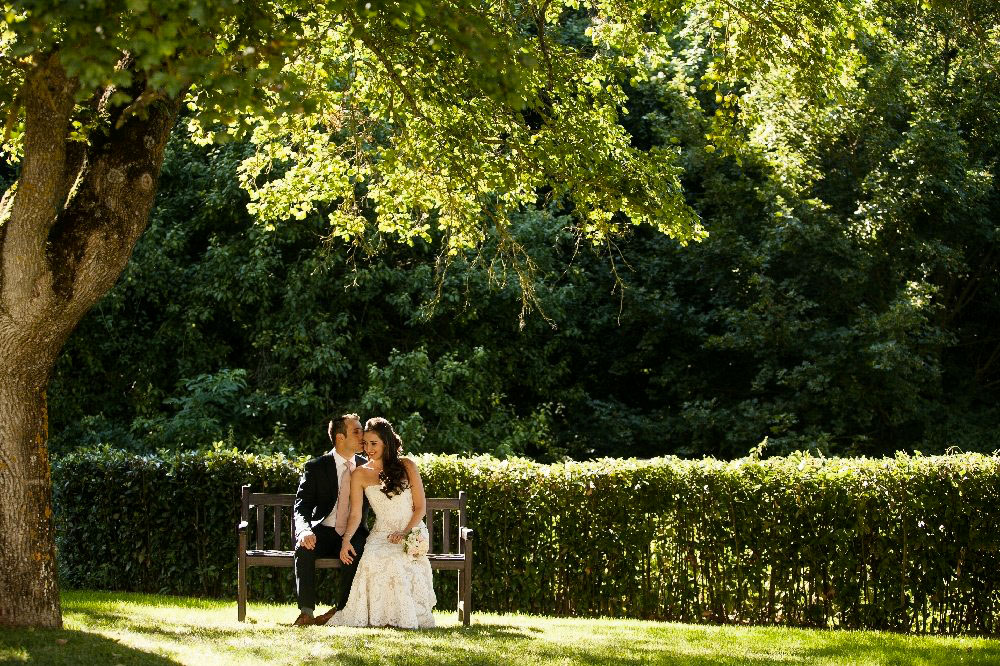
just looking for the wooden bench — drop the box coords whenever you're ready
[237,484,474,625]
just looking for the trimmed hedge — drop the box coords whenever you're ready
[52,449,1000,634]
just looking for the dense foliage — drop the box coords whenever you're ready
[47,0,1000,459]
[8,0,997,633]
[3,0,717,629]
[53,449,1000,634]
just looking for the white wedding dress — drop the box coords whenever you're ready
[325,485,436,628]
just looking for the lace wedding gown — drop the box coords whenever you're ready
[325,486,436,628]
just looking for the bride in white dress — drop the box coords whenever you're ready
[321,417,436,628]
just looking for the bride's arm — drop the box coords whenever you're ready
[339,471,367,564]
[401,458,426,532]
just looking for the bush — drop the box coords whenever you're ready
[52,448,1000,634]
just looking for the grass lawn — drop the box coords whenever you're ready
[0,591,997,665]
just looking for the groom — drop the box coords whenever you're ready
[292,413,370,626]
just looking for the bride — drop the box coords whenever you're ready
[316,417,436,628]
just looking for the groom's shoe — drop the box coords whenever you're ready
[313,608,337,625]
[292,612,315,626]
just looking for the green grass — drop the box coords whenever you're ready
[0,591,997,665]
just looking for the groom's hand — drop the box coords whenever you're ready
[339,543,356,565]
[297,532,316,550]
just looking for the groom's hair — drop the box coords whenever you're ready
[328,413,361,442]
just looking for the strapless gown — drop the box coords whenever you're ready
[325,486,436,628]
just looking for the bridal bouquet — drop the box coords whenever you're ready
[402,526,429,559]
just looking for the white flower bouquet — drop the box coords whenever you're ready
[402,526,429,559]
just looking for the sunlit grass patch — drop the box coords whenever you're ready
[0,590,996,665]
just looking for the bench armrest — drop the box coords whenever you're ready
[460,527,474,542]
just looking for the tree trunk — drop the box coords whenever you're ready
[0,343,63,628]
[0,51,183,627]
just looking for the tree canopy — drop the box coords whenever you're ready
[37,0,1000,461]
[2,0,712,258]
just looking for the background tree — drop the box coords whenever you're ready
[44,0,1000,462]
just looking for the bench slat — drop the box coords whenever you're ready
[273,506,282,550]
[250,493,296,506]
[427,558,468,571]
[247,552,341,568]
[458,492,467,554]
[442,510,451,553]
[255,505,264,551]
[246,550,466,570]
[426,508,435,552]
[252,496,457,510]
[247,549,466,561]
[426,498,460,510]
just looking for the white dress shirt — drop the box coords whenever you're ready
[320,449,352,528]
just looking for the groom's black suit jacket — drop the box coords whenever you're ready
[293,452,371,540]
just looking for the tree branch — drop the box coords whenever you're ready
[46,84,184,320]
[343,9,428,122]
[0,52,77,318]
[534,0,556,92]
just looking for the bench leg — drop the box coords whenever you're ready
[457,570,463,624]
[238,558,247,622]
[461,541,473,626]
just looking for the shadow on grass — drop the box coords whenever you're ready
[803,632,1000,666]
[72,604,542,643]
[55,597,1000,666]
[294,639,803,666]
[0,626,181,666]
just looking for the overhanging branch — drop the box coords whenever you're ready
[343,8,428,122]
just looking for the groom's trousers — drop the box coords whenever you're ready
[294,524,367,612]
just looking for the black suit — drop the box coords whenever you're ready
[293,452,370,612]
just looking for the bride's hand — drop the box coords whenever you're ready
[339,542,356,565]
[387,531,405,544]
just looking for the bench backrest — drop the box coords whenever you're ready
[239,485,468,554]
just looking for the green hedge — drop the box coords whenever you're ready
[52,449,1000,634]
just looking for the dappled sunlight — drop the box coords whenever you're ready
[1,591,996,665]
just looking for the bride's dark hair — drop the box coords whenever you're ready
[365,417,408,497]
